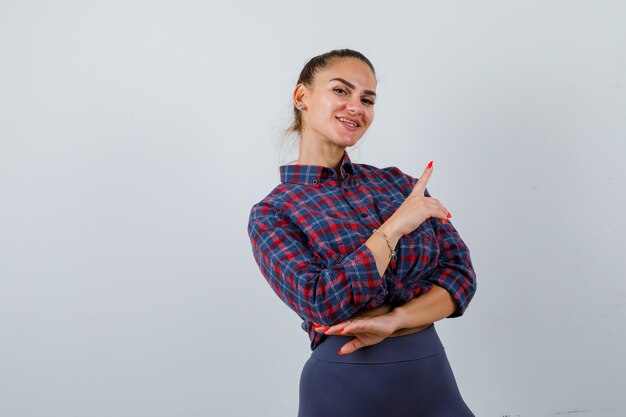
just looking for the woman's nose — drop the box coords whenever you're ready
[346,102,363,115]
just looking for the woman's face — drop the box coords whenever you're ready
[297,58,377,148]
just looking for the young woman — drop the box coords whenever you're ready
[247,49,477,417]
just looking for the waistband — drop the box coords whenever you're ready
[310,323,444,364]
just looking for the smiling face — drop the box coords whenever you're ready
[295,58,377,149]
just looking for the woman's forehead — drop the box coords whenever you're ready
[316,59,377,89]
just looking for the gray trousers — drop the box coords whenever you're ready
[298,323,475,417]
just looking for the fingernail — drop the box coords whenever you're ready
[337,349,343,355]
[447,212,452,218]
[427,161,433,169]
[339,327,345,333]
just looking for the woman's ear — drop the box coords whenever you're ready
[293,83,308,108]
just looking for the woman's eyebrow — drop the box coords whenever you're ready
[329,77,377,97]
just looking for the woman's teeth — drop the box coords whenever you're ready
[338,117,357,127]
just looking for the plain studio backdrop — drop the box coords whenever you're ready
[1,1,625,416]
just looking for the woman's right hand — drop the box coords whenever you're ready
[387,161,452,237]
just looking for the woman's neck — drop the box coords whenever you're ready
[297,137,345,170]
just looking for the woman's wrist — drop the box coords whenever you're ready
[386,308,434,337]
[387,307,407,332]
[377,219,402,245]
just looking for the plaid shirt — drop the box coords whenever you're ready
[247,150,477,350]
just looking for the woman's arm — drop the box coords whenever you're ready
[388,283,456,329]
[318,191,474,353]
[322,213,475,353]
[379,165,477,317]
[319,191,458,351]
[317,283,455,354]
[247,202,400,326]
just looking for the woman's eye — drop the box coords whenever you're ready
[362,99,375,105]
[333,88,347,95]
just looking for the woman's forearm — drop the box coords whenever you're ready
[372,216,461,331]
[365,221,401,278]
[319,284,458,353]
[389,284,457,330]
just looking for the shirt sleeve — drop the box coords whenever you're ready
[425,215,477,317]
[247,202,388,326]
[386,166,477,317]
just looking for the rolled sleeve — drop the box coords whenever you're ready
[247,203,388,326]
[425,216,477,317]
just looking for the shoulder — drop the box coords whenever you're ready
[249,189,282,221]
[248,182,303,225]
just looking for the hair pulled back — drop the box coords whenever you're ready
[285,49,376,136]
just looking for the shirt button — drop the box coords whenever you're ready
[313,179,318,185]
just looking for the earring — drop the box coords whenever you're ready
[297,103,306,111]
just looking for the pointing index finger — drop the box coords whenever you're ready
[412,160,434,196]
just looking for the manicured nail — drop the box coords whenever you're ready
[427,161,433,169]
[447,212,452,218]
[338,349,343,355]
[313,324,321,328]
[339,327,345,333]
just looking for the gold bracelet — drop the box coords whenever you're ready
[372,228,395,260]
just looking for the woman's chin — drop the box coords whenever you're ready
[334,132,363,146]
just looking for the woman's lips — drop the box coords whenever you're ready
[336,117,360,131]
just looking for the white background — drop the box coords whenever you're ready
[1,1,625,416]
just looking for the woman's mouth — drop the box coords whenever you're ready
[336,116,360,131]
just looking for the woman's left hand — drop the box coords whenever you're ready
[313,314,400,355]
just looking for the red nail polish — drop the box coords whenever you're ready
[447,212,452,218]
[338,349,343,355]
[339,327,345,333]
[313,324,321,328]
[427,161,433,169]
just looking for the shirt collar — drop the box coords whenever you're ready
[279,150,355,187]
